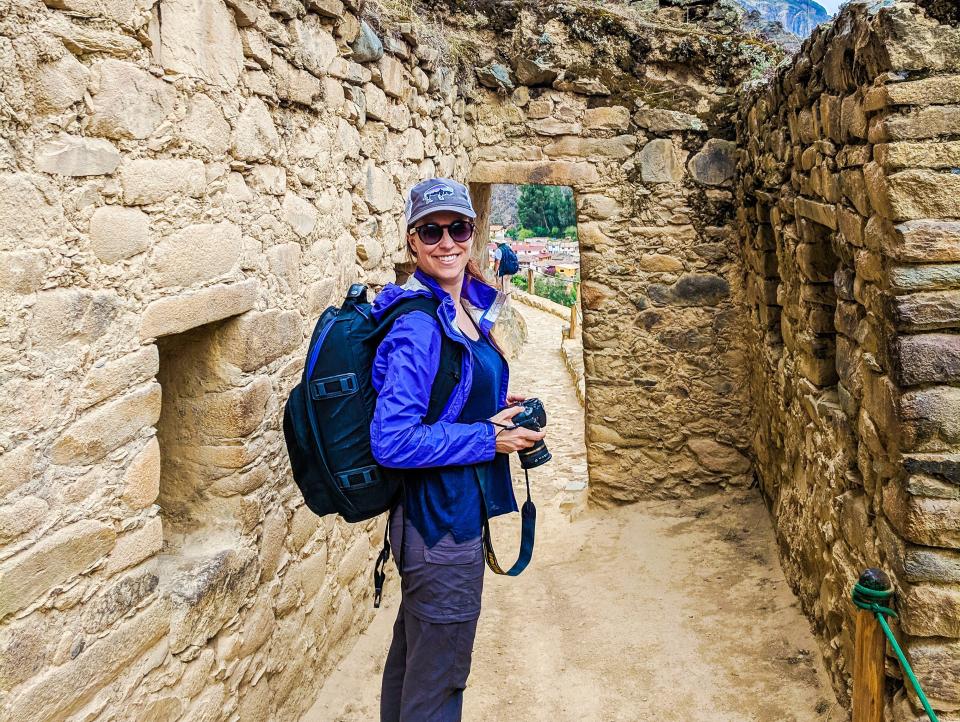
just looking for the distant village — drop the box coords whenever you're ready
[486,225,580,281]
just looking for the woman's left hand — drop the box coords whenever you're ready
[506,392,526,405]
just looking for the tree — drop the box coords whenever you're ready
[516,185,575,237]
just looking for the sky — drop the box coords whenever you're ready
[818,0,843,14]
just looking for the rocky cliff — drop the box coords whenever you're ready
[740,0,830,36]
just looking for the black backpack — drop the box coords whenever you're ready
[282,283,461,524]
[498,243,520,275]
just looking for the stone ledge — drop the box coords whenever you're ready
[140,279,259,340]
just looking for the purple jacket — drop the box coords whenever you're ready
[370,269,509,468]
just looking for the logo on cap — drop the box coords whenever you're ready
[423,185,454,203]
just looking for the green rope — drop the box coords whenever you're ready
[851,582,940,722]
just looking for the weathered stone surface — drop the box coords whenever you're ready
[282,193,318,237]
[884,170,960,221]
[899,385,960,451]
[52,383,161,465]
[553,75,609,95]
[514,58,558,86]
[686,437,750,475]
[794,197,837,230]
[905,639,960,708]
[50,17,141,56]
[0,496,48,543]
[639,139,683,183]
[649,273,730,307]
[893,334,960,386]
[0,520,117,620]
[187,376,271,438]
[79,345,159,410]
[140,279,259,339]
[473,160,600,187]
[36,135,121,177]
[4,600,169,721]
[640,253,684,273]
[901,584,960,637]
[350,20,383,63]
[364,162,396,213]
[121,159,206,205]
[31,288,118,349]
[121,437,161,509]
[528,118,582,137]
[273,55,323,106]
[543,135,635,160]
[168,548,259,653]
[633,108,705,133]
[582,106,630,132]
[688,139,736,186]
[180,94,231,156]
[0,251,46,294]
[160,0,244,88]
[887,220,960,263]
[884,481,960,548]
[0,174,63,242]
[0,445,34,499]
[150,221,242,288]
[87,59,175,140]
[105,516,162,575]
[476,64,513,92]
[249,164,287,195]
[89,205,151,263]
[879,105,960,141]
[876,141,960,170]
[35,54,89,113]
[217,310,301,371]
[866,75,960,110]
[902,546,960,584]
[892,290,960,332]
[232,98,280,161]
[291,16,338,76]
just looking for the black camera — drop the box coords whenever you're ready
[511,398,551,469]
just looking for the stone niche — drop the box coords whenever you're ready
[737,2,960,717]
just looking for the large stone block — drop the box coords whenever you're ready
[884,170,960,221]
[140,279,259,339]
[876,141,960,171]
[794,197,837,230]
[884,481,960,548]
[0,520,117,620]
[105,516,163,575]
[890,263,960,293]
[350,20,383,63]
[281,193,317,238]
[216,309,301,372]
[470,160,599,186]
[35,135,121,176]
[87,59,175,140]
[687,139,736,186]
[149,221,242,288]
[186,376,271,438]
[290,16,337,77]
[121,437,161,509]
[898,385,960,452]
[892,290,960,332]
[168,548,259,653]
[633,108,705,133]
[88,205,151,263]
[0,250,45,294]
[0,444,34,499]
[638,139,683,183]
[273,55,323,106]
[79,345,159,410]
[52,382,161,465]
[686,437,750,475]
[543,135,635,160]
[0,173,63,243]
[878,106,960,142]
[377,55,406,99]
[904,639,960,709]
[160,0,244,89]
[900,583,960,637]
[121,159,206,205]
[648,273,730,307]
[893,334,960,386]
[886,220,960,264]
[180,93,231,156]
[364,162,396,213]
[5,600,169,720]
[583,106,630,132]
[0,496,48,543]
[31,288,118,349]
[35,54,88,113]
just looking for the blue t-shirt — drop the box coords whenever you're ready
[403,330,513,547]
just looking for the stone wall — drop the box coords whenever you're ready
[456,2,772,504]
[0,0,473,717]
[736,3,960,717]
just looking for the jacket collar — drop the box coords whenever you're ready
[410,269,506,334]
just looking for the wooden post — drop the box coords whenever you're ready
[527,267,535,295]
[852,568,890,722]
[568,299,579,339]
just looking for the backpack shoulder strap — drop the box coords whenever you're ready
[376,296,461,425]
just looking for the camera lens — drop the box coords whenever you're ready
[518,439,552,469]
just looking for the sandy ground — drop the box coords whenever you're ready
[302,302,845,722]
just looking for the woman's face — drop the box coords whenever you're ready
[408,210,474,286]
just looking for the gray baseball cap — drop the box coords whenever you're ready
[405,177,477,228]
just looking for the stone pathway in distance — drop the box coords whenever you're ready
[301,302,846,722]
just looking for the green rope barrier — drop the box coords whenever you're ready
[851,582,940,722]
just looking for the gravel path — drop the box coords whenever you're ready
[302,302,844,722]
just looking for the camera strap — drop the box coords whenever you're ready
[477,466,536,576]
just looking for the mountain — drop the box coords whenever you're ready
[739,0,830,37]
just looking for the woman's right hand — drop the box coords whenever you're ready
[488,405,546,455]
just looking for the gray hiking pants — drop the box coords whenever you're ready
[380,506,484,722]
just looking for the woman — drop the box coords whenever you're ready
[370,178,545,721]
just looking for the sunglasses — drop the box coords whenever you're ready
[409,220,475,245]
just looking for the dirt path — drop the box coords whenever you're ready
[302,302,845,722]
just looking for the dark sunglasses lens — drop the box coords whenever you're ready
[418,224,444,244]
[449,221,474,242]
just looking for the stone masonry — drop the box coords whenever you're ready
[1,0,959,718]
[737,3,960,718]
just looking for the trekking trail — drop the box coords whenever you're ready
[302,301,846,722]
